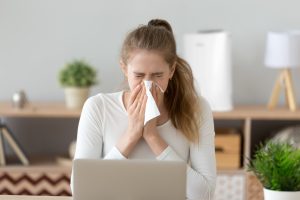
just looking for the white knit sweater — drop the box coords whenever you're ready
[71,91,216,200]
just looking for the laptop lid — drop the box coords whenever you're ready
[73,159,186,200]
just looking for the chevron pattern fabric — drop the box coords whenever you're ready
[0,171,71,196]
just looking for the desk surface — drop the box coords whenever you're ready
[0,196,72,200]
[0,102,81,118]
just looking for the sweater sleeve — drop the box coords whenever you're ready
[70,96,126,193]
[156,97,217,200]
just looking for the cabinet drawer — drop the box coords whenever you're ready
[215,129,241,169]
[215,129,240,153]
[216,153,240,169]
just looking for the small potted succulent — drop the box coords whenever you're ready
[247,141,300,200]
[59,59,97,109]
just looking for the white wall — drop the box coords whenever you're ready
[1,0,300,157]
[1,0,300,104]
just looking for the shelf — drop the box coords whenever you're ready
[0,156,72,172]
[0,102,81,118]
[217,168,245,174]
[213,105,300,120]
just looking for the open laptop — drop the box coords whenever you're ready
[73,159,186,200]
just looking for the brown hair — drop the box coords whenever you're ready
[120,19,201,143]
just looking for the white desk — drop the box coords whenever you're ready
[0,196,72,200]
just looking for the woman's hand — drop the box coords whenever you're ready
[127,83,147,139]
[116,83,147,158]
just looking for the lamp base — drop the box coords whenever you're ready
[268,69,297,111]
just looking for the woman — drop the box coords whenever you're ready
[72,19,216,200]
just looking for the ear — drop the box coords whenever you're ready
[169,62,176,79]
[120,60,128,77]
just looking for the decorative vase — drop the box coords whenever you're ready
[264,188,300,200]
[12,90,28,109]
[64,87,89,109]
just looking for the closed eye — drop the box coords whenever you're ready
[133,72,164,78]
[153,73,164,77]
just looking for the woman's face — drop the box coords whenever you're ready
[121,50,175,92]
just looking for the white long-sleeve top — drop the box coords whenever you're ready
[71,91,216,200]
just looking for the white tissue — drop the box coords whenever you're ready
[144,80,160,125]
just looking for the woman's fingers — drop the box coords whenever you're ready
[128,84,141,106]
[135,85,146,112]
[139,91,148,115]
[129,84,145,113]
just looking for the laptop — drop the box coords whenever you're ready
[73,159,186,200]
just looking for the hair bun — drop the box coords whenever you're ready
[148,19,173,33]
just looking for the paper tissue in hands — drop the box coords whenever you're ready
[144,80,161,125]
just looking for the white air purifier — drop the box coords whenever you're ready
[183,30,233,111]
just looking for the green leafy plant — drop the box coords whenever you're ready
[247,141,300,191]
[59,60,97,87]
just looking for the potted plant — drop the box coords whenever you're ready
[247,141,300,200]
[59,59,97,109]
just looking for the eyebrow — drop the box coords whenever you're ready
[133,72,164,75]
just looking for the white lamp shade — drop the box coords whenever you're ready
[264,31,300,68]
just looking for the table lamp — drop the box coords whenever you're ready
[265,31,300,111]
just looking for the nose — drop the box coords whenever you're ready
[141,78,154,89]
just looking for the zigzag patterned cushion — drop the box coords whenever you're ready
[0,167,71,196]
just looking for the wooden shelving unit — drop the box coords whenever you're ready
[1,102,300,199]
[213,106,300,200]
[213,106,300,165]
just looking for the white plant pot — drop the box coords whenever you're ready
[64,87,90,109]
[264,188,300,200]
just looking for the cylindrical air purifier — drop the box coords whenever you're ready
[183,30,233,111]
